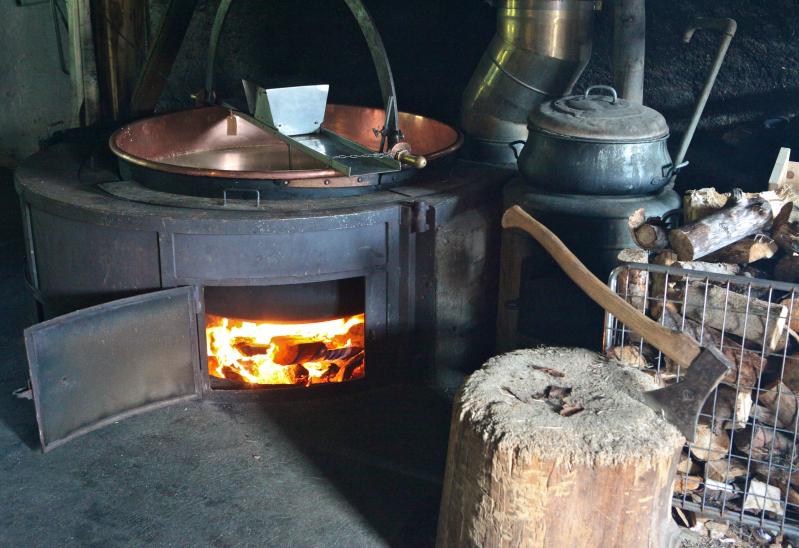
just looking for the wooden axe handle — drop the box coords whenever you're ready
[502,205,702,369]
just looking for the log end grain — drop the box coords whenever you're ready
[669,229,697,261]
[452,347,684,467]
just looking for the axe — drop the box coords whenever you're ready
[502,205,733,442]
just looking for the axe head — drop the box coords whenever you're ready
[642,345,732,442]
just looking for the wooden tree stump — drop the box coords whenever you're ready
[436,347,685,548]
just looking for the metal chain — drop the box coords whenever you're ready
[331,152,395,160]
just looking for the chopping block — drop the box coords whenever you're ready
[436,347,685,548]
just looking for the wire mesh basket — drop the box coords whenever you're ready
[604,262,799,536]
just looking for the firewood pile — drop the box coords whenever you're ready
[607,185,799,534]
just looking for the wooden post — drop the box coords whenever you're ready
[436,347,684,548]
[130,0,199,115]
[93,0,147,120]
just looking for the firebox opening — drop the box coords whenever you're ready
[203,279,366,389]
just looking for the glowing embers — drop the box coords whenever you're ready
[206,313,365,387]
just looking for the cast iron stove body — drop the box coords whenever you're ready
[15,0,510,451]
[16,139,507,451]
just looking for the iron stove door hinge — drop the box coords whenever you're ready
[403,200,434,234]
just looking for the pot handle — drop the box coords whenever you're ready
[509,140,526,161]
[584,85,618,104]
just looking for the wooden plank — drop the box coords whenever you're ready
[769,147,799,191]
[93,0,147,120]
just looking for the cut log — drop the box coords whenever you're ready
[660,308,765,387]
[702,235,778,264]
[673,261,741,275]
[756,384,799,430]
[617,247,650,264]
[705,458,748,483]
[677,452,700,475]
[773,220,799,254]
[776,354,799,396]
[669,198,774,261]
[616,249,649,311]
[743,480,784,516]
[649,250,680,319]
[683,188,730,223]
[628,208,668,251]
[734,424,793,461]
[702,385,752,430]
[775,254,799,283]
[674,475,702,495]
[684,187,788,223]
[689,423,729,462]
[607,345,648,368]
[683,282,789,351]
[436,347,684,548]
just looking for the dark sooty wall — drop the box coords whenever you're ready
[162,0,799,193]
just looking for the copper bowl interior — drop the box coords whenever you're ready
[110,105,462,180]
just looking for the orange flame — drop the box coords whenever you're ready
[206,313,365,386]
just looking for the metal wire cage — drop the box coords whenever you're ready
[604,262,799,536]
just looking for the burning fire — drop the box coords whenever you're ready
[205,313,365,386]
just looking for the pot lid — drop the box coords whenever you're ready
[528,85,669,142]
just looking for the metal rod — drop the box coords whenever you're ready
[672,17,737,180]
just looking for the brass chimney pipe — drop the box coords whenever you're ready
[460,0,598,164]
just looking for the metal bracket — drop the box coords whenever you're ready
[223,188,261,207]
[406,200,432,234]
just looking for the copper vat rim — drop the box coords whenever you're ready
[109,104,463,182]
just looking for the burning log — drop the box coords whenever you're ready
[669,197,774,261]
[341,351,365,382]
[436,348,684,547]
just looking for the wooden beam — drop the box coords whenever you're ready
[130,0,199,115]
[93,0,147,120]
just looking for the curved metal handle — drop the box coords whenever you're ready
[584,85,618,103]
[205,0,402,149]
[672,18,737,182]
[508,140,526,161]
[683,17,737,42]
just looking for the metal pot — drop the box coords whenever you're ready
[514,85,673,195]
[512,17,738,195]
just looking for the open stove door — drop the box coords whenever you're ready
[25,287,203,452]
